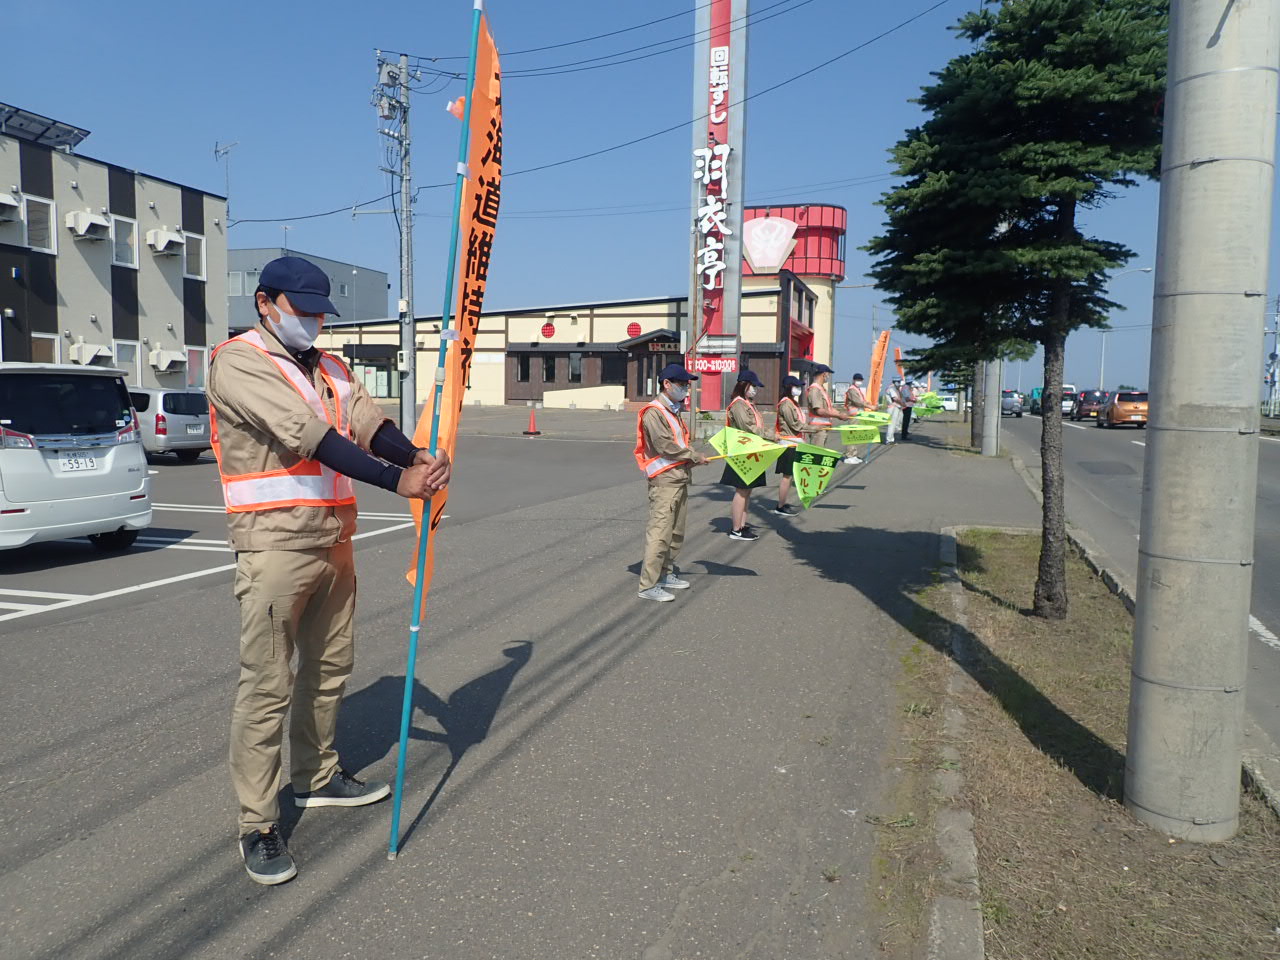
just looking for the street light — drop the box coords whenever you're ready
[1099,267,1153,390]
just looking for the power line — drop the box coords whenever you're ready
[406,0,813,80]
[230,1,950,226]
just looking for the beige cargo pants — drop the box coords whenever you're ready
[639,481,689,590]
[230,541,355,834]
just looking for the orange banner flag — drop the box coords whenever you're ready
[894,346,905,378]
[406,14,501,609]
[867,330,891,408]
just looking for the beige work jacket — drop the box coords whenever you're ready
[207,323,390,551]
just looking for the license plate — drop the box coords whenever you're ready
[186,423,204,435]
[1130,415,1143,420]
[59,453,98,472]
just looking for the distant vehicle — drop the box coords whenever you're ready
[938,393,959,412]
[1070,390,1108,420]
[1099,390,1148,428]
[0,363,150,551]
[1060,384,1077,414]
[129,388,211,462]
[1001,389,1024,418]
[1029,387,1044,414]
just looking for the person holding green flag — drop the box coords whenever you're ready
[841,372,872,465]
[805,363,849,449]
[721,369,773,541]
[772,374,821,517]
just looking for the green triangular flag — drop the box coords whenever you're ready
[854,411,892,425]
[790,442,842,508]
[837,424,882,445]
[708,426,787,485]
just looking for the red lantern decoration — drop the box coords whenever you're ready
[626,322,641,338]
[541,322,556,338]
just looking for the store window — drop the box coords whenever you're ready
[228,271,244,296]
[542,354,556,383]
[516,354,531,383]
[601,353,627,385]
[568,352,583,384]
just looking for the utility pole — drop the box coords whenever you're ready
[981,357,1001,457]
[1098,330,1107,392]
[1126,0,1280,842]
[971,361,984,448]
[397,53,416,433]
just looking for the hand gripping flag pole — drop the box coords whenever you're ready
[388,0,486,862]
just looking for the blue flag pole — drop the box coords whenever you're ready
[387,0,486,861]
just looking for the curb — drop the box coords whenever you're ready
[928,526,989,960]
[1007,455,1280,821]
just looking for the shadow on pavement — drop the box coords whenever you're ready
[775,522,1124,800]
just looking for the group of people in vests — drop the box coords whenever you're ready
[633,362,884,602]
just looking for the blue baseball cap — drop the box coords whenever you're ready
[259,256,341,317]
[812,363,834,375]
[736,369,764,387]
[658,362,698,382]
[782,375,803,389]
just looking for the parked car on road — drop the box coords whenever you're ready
[1001,389,1024,417]
[1099,390,1149,428]
[129,388,211,462]
[0,363,150,551]
[938,393,958,412]
[1070,390,1108,420]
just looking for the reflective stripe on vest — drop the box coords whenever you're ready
[727,396,763,434]
[809,385,834,427]
[210,330,357,513]
[775,397,805,442]
[634,399,691,478]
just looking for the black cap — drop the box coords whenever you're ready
[736,369,764,387]
[781,374,803,389]
[812,363,834,375]
[658,362,698,382]
[853,373,865,381]
[259,256,341,317]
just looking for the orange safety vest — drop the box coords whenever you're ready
[726,395,763,434]
[210,329,358,513]
[775,396,807,443]
[809,384,834,427]
[634,398,692,479]
[845,384,868,410]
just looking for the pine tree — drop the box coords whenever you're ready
[867,0,1166,618]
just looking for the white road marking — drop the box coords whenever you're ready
[466,433,632,444]
[0,601,39,611]
[1261,436,1280,443]
[1064,423,1086,430]
[134,541,231,553]
[1250,615,1280,652]
[1132,440,1146,447]
[0,521,417,624]
[0,587,88,601]
[148,470,158,475]
[136,536,227,545]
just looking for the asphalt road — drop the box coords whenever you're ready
[1000,414,1280,750]
[1,423,919,960]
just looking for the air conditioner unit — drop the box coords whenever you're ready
[145,228,186,256]
[0,194,19,223]
[69,341,113,365]
[148,348,187,372]
[65,209,111,241]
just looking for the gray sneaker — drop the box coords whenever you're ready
[294,768,390,808]
[240,825,297,885]
[659,573,690,590]
[638,586,675,602]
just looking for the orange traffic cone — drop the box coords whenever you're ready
[523,406,541,436]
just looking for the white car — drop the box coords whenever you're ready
[0,363,151,551]
[1060,383,1077,414]
[938,393,959,412]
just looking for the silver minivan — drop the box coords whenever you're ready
[129,388,211,462]
[0,363,151,551]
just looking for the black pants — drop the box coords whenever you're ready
[901,407,914,439]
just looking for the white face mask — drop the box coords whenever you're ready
[854,382,864,392]
[746,386,757,400]
[667,383,689,402]
[790,387,801,398]
[267,300,322,352]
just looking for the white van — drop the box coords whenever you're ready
[0,363,151,551]
[1060,384,1077,414]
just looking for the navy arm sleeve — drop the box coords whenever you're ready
[370,420,419,468]
[314,428,403,493]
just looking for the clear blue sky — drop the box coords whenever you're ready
[11,0,1276,390]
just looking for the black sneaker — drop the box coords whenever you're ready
[294,768,391,808]
[729,526,760,541]
[240,825,297,885]
[771,504,798,517]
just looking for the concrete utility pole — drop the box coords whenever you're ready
[981,357,1001,457]
[396,53,417,434]
[971,361,985,447]
[1126,0,1280,841]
